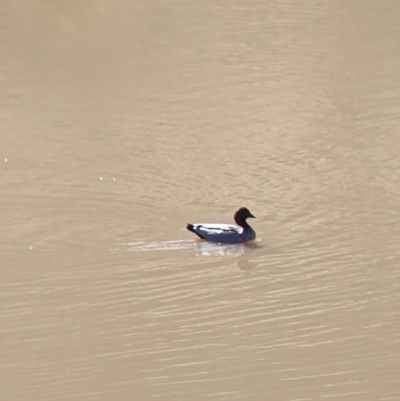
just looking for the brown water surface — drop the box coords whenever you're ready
[1,1,400,400]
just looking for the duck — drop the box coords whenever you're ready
[186,207,256,244]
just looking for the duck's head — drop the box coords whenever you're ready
[234,207,256,226]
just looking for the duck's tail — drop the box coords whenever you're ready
[186,223,195,233]
[186,223,205,239]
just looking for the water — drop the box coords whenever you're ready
[1,1,400,400]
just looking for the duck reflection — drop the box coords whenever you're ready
[122,239,261,271]
[193,240,261,271]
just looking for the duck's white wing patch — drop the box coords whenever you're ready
[194,224,241,235]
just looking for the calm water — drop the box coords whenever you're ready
[1,1,400,400]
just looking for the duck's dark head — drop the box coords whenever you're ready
[234,207,256,226]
